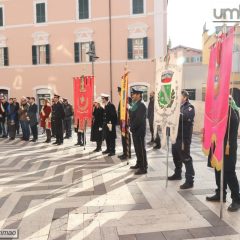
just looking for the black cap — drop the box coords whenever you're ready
[181,90,189,98]
[131,88,143,95]
[117,86,121,92]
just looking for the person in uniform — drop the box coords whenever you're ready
[40,99,52,143]
[129,88,148,175]
[206,96,240,212]
[52,94,65,145]
[101,93,118,156]
[91,97,104,152]
[117,87,132,160]
[74,119,85,146]
[63,98,74,139]
[19,97,30,141]
[51,98,56,138]
[168,90,195,189]
[13,98,20,135]
[28,97,38,142]
[6,98,18,140]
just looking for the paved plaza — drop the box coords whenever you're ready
[0,133,240,240]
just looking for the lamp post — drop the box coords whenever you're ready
[86,42,99,77]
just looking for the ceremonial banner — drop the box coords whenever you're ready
[120,72,129,136]
[154,59,183,148]
[73,75,94,131]
[203,28,234,171]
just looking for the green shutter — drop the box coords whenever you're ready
[127,39,133,60]
[32,45,37,65]
[143,37,148,59]
[133,0,144,14]
[79,0,89,19]
[36,3,45,23]
[0,8,3,26]
[74,43,80,63]
[4,47,8,66]
[46,44,50,64]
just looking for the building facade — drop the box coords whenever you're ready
[0,0,167,107]
[169,45,207,101]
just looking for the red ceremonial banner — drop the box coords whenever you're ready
[73,75,94,131]
[203,28,234,171]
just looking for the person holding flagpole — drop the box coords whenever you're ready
[206,96,240,212]
[168,90,195,189]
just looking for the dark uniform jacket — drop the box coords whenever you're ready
[130,100,147,137]
[54,102,65,121]
[103,102,118,138]
[63,103,73,119]
[91,106,104,142]
[147,96,154,125]
[7,104,17,123]
[177,100,195,144]
[28,103,38,126]
[0,102,9,122]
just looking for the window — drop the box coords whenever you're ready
[74,42,92,63]
[0,7,3,27]
[132,0,144,14]
[36,2,46,23]
[185,89,196,100]
[78,0,89,19]
[32,45,50,65]
[128,37,148,60]
[0,47,8,66]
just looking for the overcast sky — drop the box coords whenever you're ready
[167,0,240,49]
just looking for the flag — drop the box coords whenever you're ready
[120,72,129,136]
[154,59,183,148]
[73,75,94,131]
[203,28,234,171]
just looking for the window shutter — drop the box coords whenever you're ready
[143,37,148,59]
[79,0,89,19]
[36,3,45,23]
[127,39,133,60]
[3,47,8,66]
[32,45,37,65]
[74,43,80,63]
[46,44,50,64]
[0,8,3,26]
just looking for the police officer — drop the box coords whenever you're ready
[206,96,240,212]
[168,90,195,189]
[129,88,148,175]
[52,94,65,145]
[101,93,118,156]
[117,87,132,160]
[63,98,73,139]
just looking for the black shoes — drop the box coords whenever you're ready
[206,194,226,202]
[168,173,182,180]
[153,145,161,150]
[130,165,139,170]
[93,148,102,152]
[108,152,115,156]
[45,140,51,143]
[135,169,147,175]
[102,150,110,154]
[180,182,194,189]
[227,201,240,212]
[52,141,58,145]
[30,139,37,142]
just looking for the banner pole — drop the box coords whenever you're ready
[220,152,224,219]
[84,119,87,151]
[166,127,170,188]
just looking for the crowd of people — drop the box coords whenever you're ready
[0,88,240,212]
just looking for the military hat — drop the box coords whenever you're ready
[54,94,60,98]
[101,93,110,98]
[181,90,189,98]
[131,88,143,95]
[94,96,102,103]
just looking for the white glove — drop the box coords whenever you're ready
[99,127,102,131]
[107,123,112,131]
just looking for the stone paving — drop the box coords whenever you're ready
[0,132,240,240]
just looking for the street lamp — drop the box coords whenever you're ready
[86,42,99,76]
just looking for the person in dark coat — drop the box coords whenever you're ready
[52,94,65,145]
[129,88,148,175]
[91,97,104,152]
[13,98,20,135]
[28,97,38,142]
[51,99,56,138]
[19,97,30,141]
[206,96,240,212]
[168,90,195,189]
[117,87,132,160]
[6,98,17,140]
[101,93,118,156]
[0,96,9,138]
[147,91,161,149]
[63,98,73,139]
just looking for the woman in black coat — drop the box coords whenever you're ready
[91,99,104,152]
